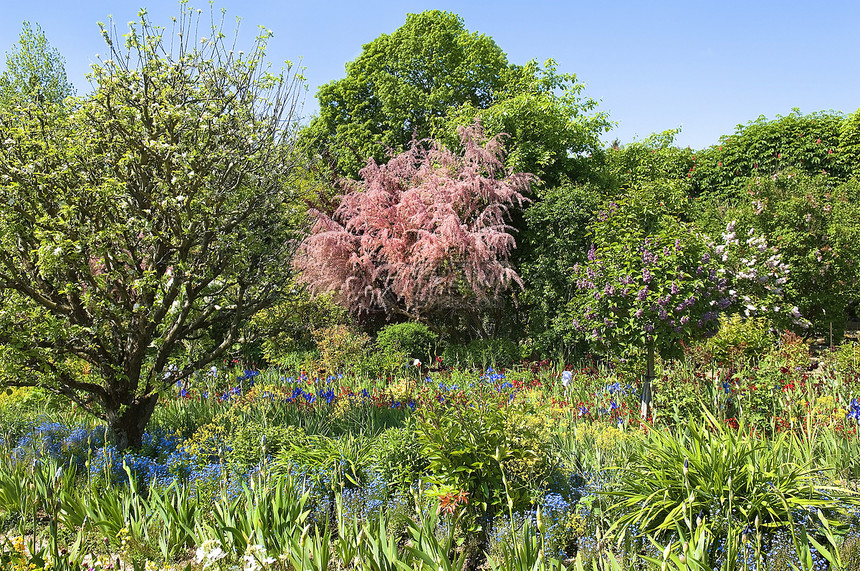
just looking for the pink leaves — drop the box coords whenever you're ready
[295,122,532,319]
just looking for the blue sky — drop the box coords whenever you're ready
[2,0,858,150]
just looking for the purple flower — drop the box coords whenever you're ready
[644,323,654,333]
[637,288,647,301]
[701,252,711,263]
[635,309,644,318]
[642,268,652,283]
[604,284,615,296]
[587,244,597,261]
[680,315,690,325]
[670,282,679,295]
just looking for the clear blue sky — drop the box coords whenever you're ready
[2,0,858,150]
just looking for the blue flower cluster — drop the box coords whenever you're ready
[8,421,109,469]
[481,367,506,384]
[847,398,860,422]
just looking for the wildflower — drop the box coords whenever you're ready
[195,539,227,568]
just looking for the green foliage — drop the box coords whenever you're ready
[519,184,602,356]
[825,340,860,376]
[249,286,349,367]
[313,325,373,376]
[700,314,777,366]
[606,411,856,571]
[304,10,509,178]
[415,393,554,535]
[0,21,75,107]
[371,425,428,491]
[442,59,611,188]
[227,422,308,473]
[605,129,696,190]
[442,337,521,369]
[739,172,860,338]
[692,109,849,200]
[375,322,438,365]
[838,108,860,177]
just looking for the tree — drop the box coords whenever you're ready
[568,184,795,418]
[303,10,509,178]
[691,110,848,199]
[737,171,860,340]
[441,59,611,189]
[0,7,305,450]
[0,21,75,107]
[294,123,531,337]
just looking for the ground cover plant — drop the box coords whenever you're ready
[1,338,860,570]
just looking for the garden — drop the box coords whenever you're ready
[2,5,860,571]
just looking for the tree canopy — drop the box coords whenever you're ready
[0,21,75,107]
[0,7,305,450]
[303,10,509,178]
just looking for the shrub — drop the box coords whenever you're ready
[824,340,860,376]
[313,325,373,377]
[228,422,308,472]
[442,337,520,368]
[375,322,438,364]
[249,288,349,367]
[699,314,777,366]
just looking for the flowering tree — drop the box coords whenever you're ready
[569,184,796,418]
[0,8,305,450]
[295,123,531,334]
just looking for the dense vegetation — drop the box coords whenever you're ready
[1,5,859,571]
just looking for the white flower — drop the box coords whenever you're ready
[195,539,227,568]
[243,545,274,571]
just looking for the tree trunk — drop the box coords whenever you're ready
[107,394,159,451]
[641,343,655,419]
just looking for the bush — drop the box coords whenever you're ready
[824,340,860,376]
[698,314,776,366]
[313,325,373,377]
[249,288,349,367]
[375,322,438,365]
[442,337,520,369]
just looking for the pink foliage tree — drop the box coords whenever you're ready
[295,123,532,332]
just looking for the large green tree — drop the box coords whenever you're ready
[304,10,509,178]
[0,8,305,450]
[441,58,611,189]
[0,21,75,107]
[691,110,848,199]
[302,10,610,186]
